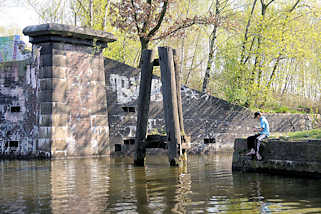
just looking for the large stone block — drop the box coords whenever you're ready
[91,115,108,127]
[39,89,67,102]
[52,127,68,140]
[39,127,52,138]
[91,69,105,82]
[40,78,67,91]
[39,66,67,79]
[40,54,52,67]
[39,114,68,126]
[40,54,67,67]
[38,138,51,152]
[51,139,67,151]
[40,102,69,114]
[39,43,53,55]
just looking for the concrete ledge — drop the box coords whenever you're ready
[232,138,321,178]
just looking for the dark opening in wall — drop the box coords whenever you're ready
[204,138,216,144]
[122,106,136,113]
[9,141,19,147]
[115,144,122,152]
[5,141,19,148]
[124,138,135,145]
[11,106,21,112]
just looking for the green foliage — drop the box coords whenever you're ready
[26,0,321,110]
[103,31,141,67]
[275,129,321,140]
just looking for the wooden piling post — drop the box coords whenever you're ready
[160,57,170,136]
[134,49,155,166]
[173,49,185,141]
[158,47,182,166]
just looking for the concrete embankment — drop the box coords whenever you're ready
[232,138,321,178]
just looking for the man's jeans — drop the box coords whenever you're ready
[247,134,267,153]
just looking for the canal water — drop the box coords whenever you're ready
[0,154,321,214]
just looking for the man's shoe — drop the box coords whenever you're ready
[246,149,255,156]
[256,153,262,161]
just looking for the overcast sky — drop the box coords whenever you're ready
[0,1,39,43]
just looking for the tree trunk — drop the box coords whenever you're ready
[179,0,192,75]
[267,0,301,88]
[202,0,219,93]
[89,0,93,27]
[240,0,258,64]
[267,54,281,88]
[102,0,110,31]
[202,24,218,93]
[250,2,268,85]
[185,32,201,85]
[139,38,150,67]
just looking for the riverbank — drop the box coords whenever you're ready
[232,138,321,178]
[271,128,321,140]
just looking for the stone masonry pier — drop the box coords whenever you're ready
[232,138,321,178]
[23,24,116,158]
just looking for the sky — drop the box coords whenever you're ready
[0,1,39,44]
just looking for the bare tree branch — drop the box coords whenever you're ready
[147,0,168,38]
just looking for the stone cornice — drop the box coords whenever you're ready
[23,23,116,47]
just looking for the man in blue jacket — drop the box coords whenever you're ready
[246,112,270,160]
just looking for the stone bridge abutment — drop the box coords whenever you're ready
[23,24,116,157]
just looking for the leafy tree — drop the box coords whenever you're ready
[110,0,217,66]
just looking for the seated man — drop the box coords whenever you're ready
[246,112,270,160]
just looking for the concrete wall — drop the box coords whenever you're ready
[232,138,321,177]
[104,58,319,154]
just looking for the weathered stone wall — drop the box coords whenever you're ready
[34,42,109,157]
[232,138,321,177]
[104,58,318,154]
[23,23,116,158]
[0,58,38,156]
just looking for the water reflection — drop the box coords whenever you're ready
[51,158,110,214]
[0,160,51,213]
[0,154,321,214]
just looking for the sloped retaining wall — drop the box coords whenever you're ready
[105,58,319,154]
[232,138,321,177]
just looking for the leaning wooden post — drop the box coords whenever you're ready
[134,49,155,166]
[173,49,184,157]
[158,47,182,166]
[173,50,185,136]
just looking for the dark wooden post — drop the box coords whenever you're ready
[134,50,155,166]
[160,58,169,136]
[158,47,182,166]
[173,49,185,136]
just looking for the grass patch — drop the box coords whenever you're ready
[271,129,321,140]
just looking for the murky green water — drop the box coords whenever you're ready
[1,154,321,214]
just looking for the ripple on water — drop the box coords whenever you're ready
[0,155,321,213]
